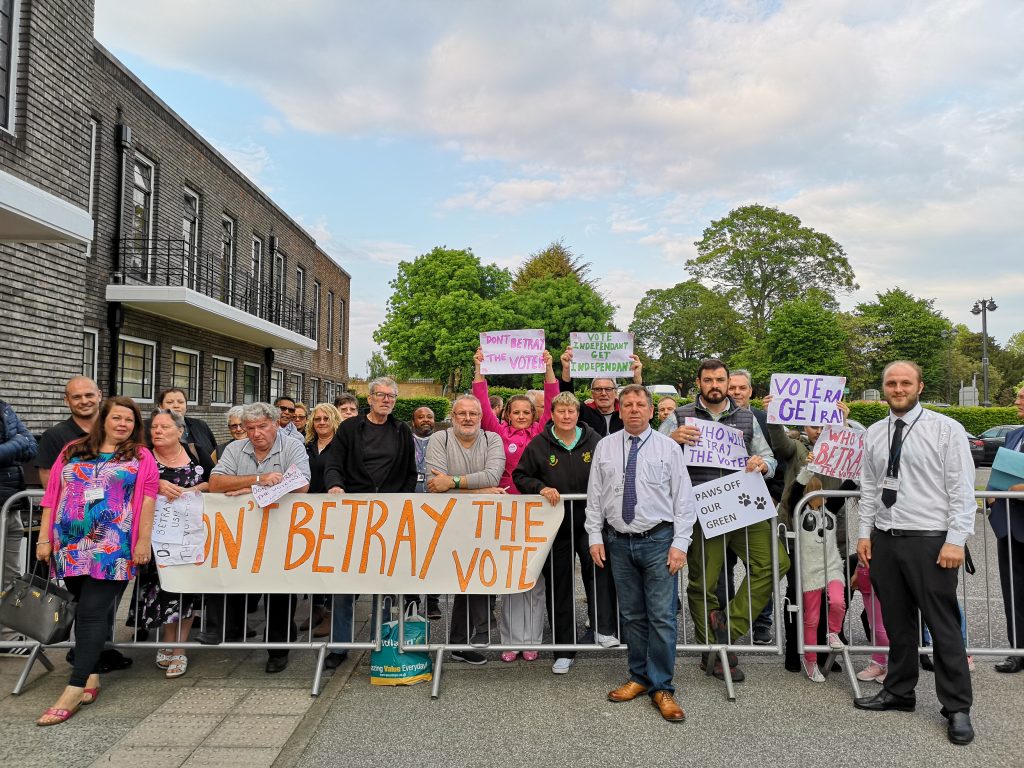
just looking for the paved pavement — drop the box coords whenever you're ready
[0,466,1019,768]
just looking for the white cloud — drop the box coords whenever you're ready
[210,138,273,190]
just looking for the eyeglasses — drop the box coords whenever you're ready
[228,423,245,430]
[452,411,479,419]
[591,387,615,394]
[279,406,296,413]
[372,392,397,400]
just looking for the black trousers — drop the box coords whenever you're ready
[869,530,972,712]
[997,534,1024,651]
[204,593,296,658]
[448,594,490,645]
[64,576,128,687]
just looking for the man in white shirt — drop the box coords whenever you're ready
[854,361,976,746]
[586,385,696,722]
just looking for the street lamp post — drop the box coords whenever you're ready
[971,298,997,407]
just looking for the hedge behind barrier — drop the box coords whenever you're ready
[748,399,1020,434]
[356,396,450,421]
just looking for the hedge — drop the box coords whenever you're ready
[356,396,449,421]
[749,399,1020,435]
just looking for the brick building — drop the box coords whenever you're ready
[0,0,350,437]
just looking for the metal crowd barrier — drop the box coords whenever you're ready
[792,488,1023,700]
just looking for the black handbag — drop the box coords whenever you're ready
[0,560,77,645]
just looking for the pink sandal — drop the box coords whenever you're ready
[37,704,80,726]
[81,687,100,705]
[501,651,519,662]
[522,651,539,661]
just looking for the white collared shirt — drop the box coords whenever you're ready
[857,402,976,546]
[585,426,697,551]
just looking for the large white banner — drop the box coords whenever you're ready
[157,493,563,594]
[766,373,846,426]
[479,329,546,374]
[569,332,634,377]
[692,470,775,538]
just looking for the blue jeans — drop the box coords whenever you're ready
[330,594,354,648]
[606,525,678,695]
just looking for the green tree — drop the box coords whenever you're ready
[852,288,950,398]
[688,204,857,342]
[374,247,516,390]
[764,297,849,377]
[366,350,400,380]
[512,239,594,290]
[630,280,747,388]
[507,276,616,357]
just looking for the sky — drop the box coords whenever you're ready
[93,0,1024,378]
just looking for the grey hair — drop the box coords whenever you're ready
[225,405,245,425]
[368,376,398,396]
[242,402,280,424]
[151,408,185,430]
[730,369,753,387]
[451,394,481,412]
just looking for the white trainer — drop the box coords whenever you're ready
[596,632,620,648]
[552,657,574,674]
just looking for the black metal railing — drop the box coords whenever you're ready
[112,237,317,340]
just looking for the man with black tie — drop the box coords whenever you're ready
[855,361,976,745]
[585,385,696,722]
[986,385,1024,673]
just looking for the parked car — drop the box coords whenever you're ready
[976,425,1019,466]
[966,433,985,467]
[645,384,679,398]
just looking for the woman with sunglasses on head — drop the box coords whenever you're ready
[34,396,159,726]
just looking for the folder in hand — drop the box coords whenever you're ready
[990,445,1024,491]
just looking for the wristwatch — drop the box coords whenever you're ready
[453,475,461,490]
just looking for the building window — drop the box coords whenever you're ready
[128,153,155,280]
[295,266,305,331]
[220,216,235,303]
[86,119,99,257]
[82,328,98,380]
[0,0,20,132]
[289,372,303,402]
[311,281,321,342]
[243,362,261,404]
[212,356,234,405]
[249,236,263,312]
[326,291,334,352]
[270,368,284,402]
[338,298,345,355]
[271,248,285,323]
[182,188,200,289]
[171,347,200,403]
[118,335,156,402]
[310,378,319,405]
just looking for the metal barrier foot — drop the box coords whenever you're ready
[716,648,737,702]
[430,647,444,700]
[13,645,51,695]
[311,644,328,696]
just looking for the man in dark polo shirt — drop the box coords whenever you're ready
[35,376,101,487]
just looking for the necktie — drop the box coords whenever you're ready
[622,436,640,524]
[881,418,905,508]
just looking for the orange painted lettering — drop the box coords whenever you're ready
[340,499,367,572]
[518,546,538,590]
[478,548,497,587]
[472,499,492,539]
[312,501,336,574]
[452,547,480,592]
[284,501,316,570]
[358,499,388,575]
[387,499,417,577]
[250,504,274,573]
[499,544,521,588]
[418,498,456,579]
[211,508,244,569]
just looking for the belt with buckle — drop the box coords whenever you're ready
[876,526,945,538]
[606,520,672,539]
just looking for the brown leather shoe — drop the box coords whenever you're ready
[651,691,685,722]
[608,680,649,702]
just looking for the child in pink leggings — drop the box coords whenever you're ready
[795,474,847,683]
[852,562,889,682]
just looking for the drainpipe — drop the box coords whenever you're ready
[107,119,132,395]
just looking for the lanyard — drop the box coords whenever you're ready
[886,409,923,474]
[90,453,115,484]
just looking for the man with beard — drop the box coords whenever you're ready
[559,347,643,437]
[672,359,789,682]
[854,361,975,746]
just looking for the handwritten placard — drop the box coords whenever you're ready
[682,417,748,469]
[692,470,775,538]
[157,493,563,594]
[153,493,207,566]
[808,426,865,480]
[251,464,308,508]
[569,332,633,377]
[479,329,546,374]
[766,373,846,426]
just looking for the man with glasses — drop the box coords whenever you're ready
[559,347,643,437]
[208,402,311,673]
[274,396,303,442]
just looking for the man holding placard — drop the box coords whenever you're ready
[559,340,643,437]
[672,359,789,682]
[586,385,695,722]
[854,361,975,746]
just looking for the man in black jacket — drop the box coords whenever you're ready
[322,377,416,669]
[513,392,618,674]
[558,347,643,437]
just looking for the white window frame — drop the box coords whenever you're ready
[310,378,320,405]
[130,152,156,280]
[211,355,235,406]
[326,290,334,352]
[0,0,21,135]
[289,372,303,402]
[295,265,306,323]
[250,236,263,310]
[82,327,99,381]
[170,346,201,404]
[182,186,201,289]
[311,280,321,342]
[270,367,284,403]
[221,215,236,302]
[117,334,157,403]
[242,362,262,404]
[338,297,345,355]
[86,119,99,257]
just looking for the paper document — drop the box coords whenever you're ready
[251,464,308,507]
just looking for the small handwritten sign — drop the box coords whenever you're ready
[480,329,546,374]
[682,417,749,469]
[808,426,865,480]
[251,464,308,508]
[569,332,633,377]
[692,470,775,538]
[153,492,207,566]
[766,373,846,426]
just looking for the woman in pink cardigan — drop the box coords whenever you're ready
[34,396,159,726]
[472,347,559,660]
